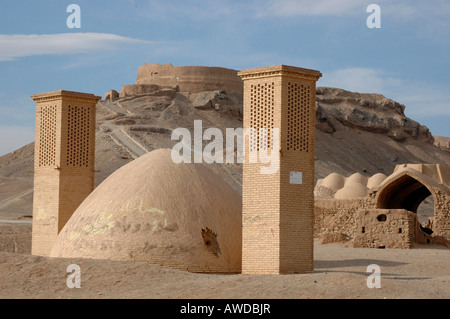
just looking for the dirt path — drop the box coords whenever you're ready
[103,122,150,159]
[0,189,33,212]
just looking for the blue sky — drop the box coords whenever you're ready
[0,0,449,156]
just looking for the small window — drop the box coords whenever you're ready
[377,214,387,222]
[398,228,402,233]
[362,227,365,233]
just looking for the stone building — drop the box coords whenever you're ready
[104,90,119,101]
[31,90,100,256]
[135,63,243,94]
[238,65,322,274]
[315,164,450,248]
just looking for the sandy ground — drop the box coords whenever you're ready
[0,228,448,299]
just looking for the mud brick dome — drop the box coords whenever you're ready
[136,63,243,94]
[50,148,242,273]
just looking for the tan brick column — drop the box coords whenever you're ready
[31,90,100,256]
[238,65,322,274]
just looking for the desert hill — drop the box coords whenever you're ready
[0,85,449,220]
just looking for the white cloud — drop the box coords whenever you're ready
[0,33,151,61]
[319,67,450,117]
[0,126,35,157]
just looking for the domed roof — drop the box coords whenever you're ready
[321,173,345,191]
[367,173,388,189]
[50,148,242,273]
[334,182,369,199]
[345,172,368,187]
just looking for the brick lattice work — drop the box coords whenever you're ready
[31,90,100,256]
[37,104,58,167]
[66,105,91,167]
[250,82,275,151]
[287,82,311,152]
[238,65,322,274]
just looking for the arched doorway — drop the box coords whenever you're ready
[369,164,450,247]
[376,173,436,237]
[377,174,434,213]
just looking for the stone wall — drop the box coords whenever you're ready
[120,84,162,97]
[433,188,450,240]
[314,197,374,238]
[104,90,119,101]
[136,63,243,94]
[353,209,416,249]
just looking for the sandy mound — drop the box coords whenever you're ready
[367,173,388,189]
[321,173,345,190]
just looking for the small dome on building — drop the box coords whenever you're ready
[321,173,345,191]
[345,172,368,187]
[367,173,388,189]
[334,182,369,199]
[50,148,242,273]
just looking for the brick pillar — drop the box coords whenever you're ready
[31,90,100,256]
[238,65,322,274]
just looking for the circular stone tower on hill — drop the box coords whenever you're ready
[136,63,243,94]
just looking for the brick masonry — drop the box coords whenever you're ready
[238,65,322,274]
[31,90,100,256]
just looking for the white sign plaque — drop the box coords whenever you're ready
[290,171,303,184]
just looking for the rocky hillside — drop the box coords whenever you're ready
[434,136,450,151]
[0,86,449,219]
[314,87,450,178]
[316,87,434,143]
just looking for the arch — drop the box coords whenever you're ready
[376,171,436,214]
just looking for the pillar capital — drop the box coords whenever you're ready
[31,90,101,103]
[238,64,322,82]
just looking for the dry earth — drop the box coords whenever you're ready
[0,224,448,300]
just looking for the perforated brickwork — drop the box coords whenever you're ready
[249,82,275,151]
[287,82,311,152]
[66,105,91,167]
[31,90,100,257]
[38,105,57,167]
